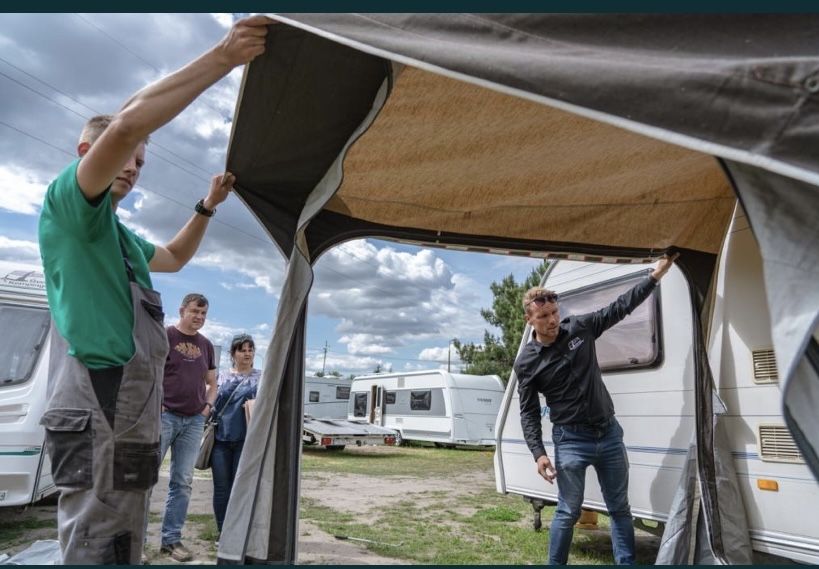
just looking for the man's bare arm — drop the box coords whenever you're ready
[76,15,272,201]
[150,173,234,273]
[202,369,218,416]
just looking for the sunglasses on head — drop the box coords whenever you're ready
[232,333,252,343]
[527,293,559,307]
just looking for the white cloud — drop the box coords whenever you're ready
[0,165,48,215]
[338,333,393,355]
[0,235,41,263]
[209,13,234,28]
[418,346,457,364]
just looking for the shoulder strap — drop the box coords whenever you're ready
[211,375,253,423]
[116,226,136,283]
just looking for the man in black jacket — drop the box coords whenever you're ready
[515,254,677,565]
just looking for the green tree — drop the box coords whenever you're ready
[453,260,551,383]
[328,370,342,377]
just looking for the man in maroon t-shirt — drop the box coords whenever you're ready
[149,293,217,562]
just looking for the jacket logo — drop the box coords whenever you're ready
[568,337,584,351]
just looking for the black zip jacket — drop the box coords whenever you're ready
[514,275,658,461]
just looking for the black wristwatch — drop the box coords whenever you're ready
[195,199,215,217]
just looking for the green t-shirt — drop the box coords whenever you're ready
[38,159,156,369]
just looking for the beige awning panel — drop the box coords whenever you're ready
[326,66,735,254]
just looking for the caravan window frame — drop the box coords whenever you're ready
[0,302,50,388]
[308,391,320,403]
[335,385,350,400]
[557,269,664,373]
[385,391,396,405]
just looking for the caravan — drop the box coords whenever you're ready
[349,369,505,446]
[494,206,819,563]
[0,266,55,508]
[303,374,352,419]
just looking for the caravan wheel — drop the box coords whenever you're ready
[325,445,346,451]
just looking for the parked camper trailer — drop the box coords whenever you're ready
[494,206,819,563]
[350,370,505,446]
[0,266,55,508]
[303,374,352,419]
[301,373,397,450]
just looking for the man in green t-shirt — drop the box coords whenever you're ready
[37,15,272,565]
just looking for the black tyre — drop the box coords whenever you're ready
[325,445,346,451]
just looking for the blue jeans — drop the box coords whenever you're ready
[549,418,634,565]
[158,411,205,547]
[212,439,245,532]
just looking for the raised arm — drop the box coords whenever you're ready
[149,173,234,272]
[76,15,272,202]
[588,253,679,338]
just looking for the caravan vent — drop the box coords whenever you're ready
[759,424,804,463]
[397,377,405,388]
[752,349,779,384]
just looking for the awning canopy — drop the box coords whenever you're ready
[220,14,819,564]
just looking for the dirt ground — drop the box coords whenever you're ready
[146,468,412,565]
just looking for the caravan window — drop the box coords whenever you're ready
[558,271,662,371]
[309,391,320,403]
[336,385,350,400]
[410,390,431,411]
[385,391,396,405]
[353,393,368,417]
[0,303,50,387]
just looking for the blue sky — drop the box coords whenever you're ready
[0,13,541,376]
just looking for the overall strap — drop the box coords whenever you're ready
[116,226,136,283]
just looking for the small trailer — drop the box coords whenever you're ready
[302,416,397,451]
[0,264,56,508]
[349,369,505,446]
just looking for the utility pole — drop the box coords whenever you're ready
[448,339,453,372]
[321,341,328,375]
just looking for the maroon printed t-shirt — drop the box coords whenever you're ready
[163,326,216,416]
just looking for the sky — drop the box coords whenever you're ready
[0,13,541,377]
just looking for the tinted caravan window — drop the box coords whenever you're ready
[410,390,431,411]
[0,304,50,387]
[309,391,320,403]
[558,271,662,371]
[336,385,350,400]
[353,393,368,417]
[385,391,396,405]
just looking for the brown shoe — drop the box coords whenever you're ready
[160,542,193,562]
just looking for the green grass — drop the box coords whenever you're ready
[301,444,494,477]
[0,517,57,547]
[299,445,659,565]
[187,513,219,542]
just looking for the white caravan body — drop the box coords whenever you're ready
[494,206,819,563]
[0,265,55,507]
[349,369,505,446]
[303,374,352,419]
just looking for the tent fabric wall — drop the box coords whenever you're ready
[724,161,819,480]
[222,14,819,564]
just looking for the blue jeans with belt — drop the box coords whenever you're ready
[549,418,634,565]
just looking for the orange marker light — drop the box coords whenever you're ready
[757,479,779,492]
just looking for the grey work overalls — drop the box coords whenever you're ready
[41,262,169,564]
